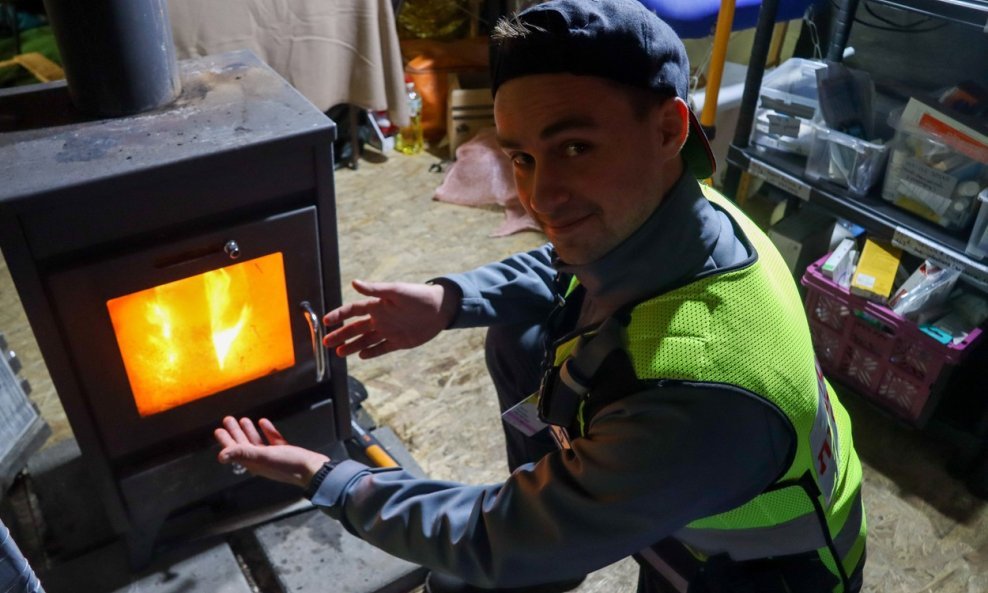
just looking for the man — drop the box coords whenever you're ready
[214,1,867,591]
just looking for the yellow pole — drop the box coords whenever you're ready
[767,21,790,68]
[699,0,738,136]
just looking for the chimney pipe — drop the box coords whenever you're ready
[41,0,182,117]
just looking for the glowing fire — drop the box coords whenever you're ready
[106,253,296,416]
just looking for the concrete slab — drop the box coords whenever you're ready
[253,426,428,593]
[40,538,253,593]
[11,421,432,593]
[25,438,116,558]
[254,510,426,593]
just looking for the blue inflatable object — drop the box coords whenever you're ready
[638,0,820,38]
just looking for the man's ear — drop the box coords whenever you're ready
[653,96,690,157]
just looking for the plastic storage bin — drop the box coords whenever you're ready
[966,189,988,260]
[801,254,983,426]
[806,122,889,196]
[759,58,827,119]
[881,116,988,232]
[750,58,827,156]
[751,108,818,156]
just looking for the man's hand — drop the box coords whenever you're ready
[214,416,329,489]
[322,279,459,359]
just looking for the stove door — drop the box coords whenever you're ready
[47,207,330,460]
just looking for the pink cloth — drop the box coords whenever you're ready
[434,128,540,237]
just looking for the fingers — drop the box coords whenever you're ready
[334,330,386,358]
[359,340,397,360]
[215,416,260,463]
[222,415,249,444]
[323,300,371,328]
[214,429,241,464]
[239,417,264,445]
[258,418,288,446]
[214,426,236,450]
[323,317,375,350]
[351,279,392,297]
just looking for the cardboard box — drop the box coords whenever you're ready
[767,207,836,276]
[850,238,903,303]
[448,71,494,157]
[742,184,790,231]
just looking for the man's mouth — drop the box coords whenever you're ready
[541,213,592,234]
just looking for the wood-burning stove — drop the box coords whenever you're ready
[0,50,350,565]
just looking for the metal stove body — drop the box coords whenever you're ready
[0,50,350,564]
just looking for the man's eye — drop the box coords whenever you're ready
[511,153,534,167]
[563,142,588,157]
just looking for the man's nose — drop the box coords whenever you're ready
[529,163,568,214]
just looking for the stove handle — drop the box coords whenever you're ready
[300,301,326,382]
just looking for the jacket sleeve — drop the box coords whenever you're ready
[309,384,793,588]
[434,244,558,328]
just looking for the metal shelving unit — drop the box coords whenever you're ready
[724,0,988,289]
[722,0,988,494]
[728,145,988,292]
[873,0,988,29]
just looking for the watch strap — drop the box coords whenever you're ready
[304,460,336,499]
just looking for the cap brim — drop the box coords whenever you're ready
[683,109,716,180]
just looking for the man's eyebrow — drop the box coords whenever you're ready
[496,115,598,149]
[539,116,597,140]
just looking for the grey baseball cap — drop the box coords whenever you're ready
[490,0,716,179]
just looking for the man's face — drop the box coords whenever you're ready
[494,74,684,265]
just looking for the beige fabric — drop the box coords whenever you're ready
[167,0,410,125]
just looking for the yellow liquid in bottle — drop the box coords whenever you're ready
[395,114,424,155]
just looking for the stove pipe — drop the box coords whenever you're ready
[40,0,182,117]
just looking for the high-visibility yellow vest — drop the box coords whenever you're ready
[546,186,865,591]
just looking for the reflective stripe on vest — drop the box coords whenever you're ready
[677,486,864,562]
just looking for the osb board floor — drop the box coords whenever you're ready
[1,148,985,592]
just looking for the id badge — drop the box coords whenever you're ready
[502,392,572,450]
[501,392,548,437]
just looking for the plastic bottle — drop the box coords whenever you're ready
[396,78,424,155]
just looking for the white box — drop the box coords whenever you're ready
[447,72,494,157]
[966,189,988,260]
[821,238,856,280]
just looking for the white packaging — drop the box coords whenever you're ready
[821,238,855,279]
[965,189,988,260]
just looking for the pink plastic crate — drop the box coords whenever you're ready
[801,254,983,426]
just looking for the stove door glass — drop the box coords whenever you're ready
[106,252,295,416]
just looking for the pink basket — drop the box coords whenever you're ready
[801,254,983,426]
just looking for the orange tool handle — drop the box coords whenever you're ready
[352,419,400,468]
[363,441,400,468]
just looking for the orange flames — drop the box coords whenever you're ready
[106,253,296,416]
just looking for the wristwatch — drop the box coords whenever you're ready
[304,459,337,499]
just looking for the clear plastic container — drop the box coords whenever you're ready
[966,189,988,260]
[805,122,888,196]
[750,59,828,156]
[881,114,988,231]
[750,107,818,156]
[758,58,828,119]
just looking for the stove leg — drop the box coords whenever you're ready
[124,513,166,570]
[348,107,361,170]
